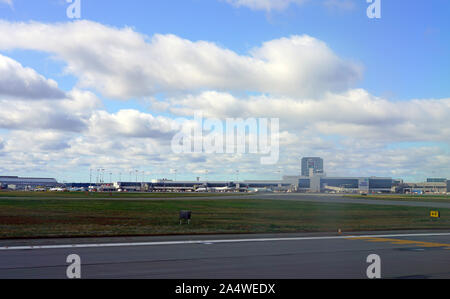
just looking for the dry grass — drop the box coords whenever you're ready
[0,197,448,239]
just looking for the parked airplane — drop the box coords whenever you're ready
[69,187,86,192]
[195,186,236,192]
[247,187,273,193]
[49,187,66,192]
[211,186,235,192]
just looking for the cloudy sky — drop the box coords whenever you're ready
[0,0,449,183]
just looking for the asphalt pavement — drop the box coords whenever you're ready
[0,231,449,279]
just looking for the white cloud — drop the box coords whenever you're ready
[0,54,66,100]
[4,131,70,152]
[88,110,179,139]
[0,89,101,132]
[153,89,450,144]
[225,0,307,11]
[0,21,447,181]
[314,144,450,179]
[0,21,362,99]
[0,55,105,132]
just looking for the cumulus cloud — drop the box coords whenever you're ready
[0,54,66,100]
[0,20,447,181]
[0,57,105,133]
[5,131,70,152]
[0,100,81,132]
[225,0,307,11]
[0,21,361,99]
[0,55,185,159]
[310,143,450,179]
[88,110,180,139]
[0,89,101,132]
[153,89,450,144]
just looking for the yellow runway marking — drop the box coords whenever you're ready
[347,237,450,249]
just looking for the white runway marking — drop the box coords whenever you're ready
[1,233,449,251]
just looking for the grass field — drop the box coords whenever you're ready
[0,191,248,199]
[345,194,450,204]
[0,197,448,239]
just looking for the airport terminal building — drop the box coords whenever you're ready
[396,178,449,194]
[113,179,293,193]
[76,157,396,194]
[287,157,393,193]
[6,156,447,195]
[0,176,58,190]
[292,176,393,193]
[301,157,324,177]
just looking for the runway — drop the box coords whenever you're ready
[4,193,449,209]
[256,193,450,209]
[1,231,449,279]
[111,193,450,209]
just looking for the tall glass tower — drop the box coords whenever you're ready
[301,157,324,177]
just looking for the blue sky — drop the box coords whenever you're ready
[0,0,449,182]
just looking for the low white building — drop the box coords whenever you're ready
[0,176,58,190]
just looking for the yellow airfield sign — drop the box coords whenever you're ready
[430,211,441,219]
